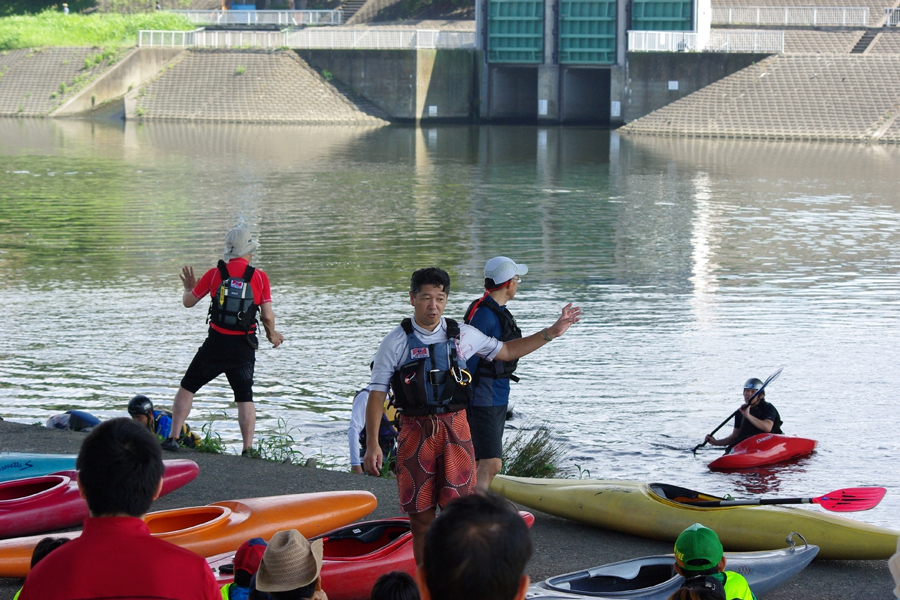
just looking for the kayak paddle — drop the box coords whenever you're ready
[692,366,784,454]
[687,487,886,512]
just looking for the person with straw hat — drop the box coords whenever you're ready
[254,529,326,600]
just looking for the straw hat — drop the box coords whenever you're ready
[256,529,324,593]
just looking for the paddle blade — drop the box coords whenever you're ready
[812,487,886,512]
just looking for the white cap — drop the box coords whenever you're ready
[484,256,528,285]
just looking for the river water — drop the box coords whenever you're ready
[1,119,898,530]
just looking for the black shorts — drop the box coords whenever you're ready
[467,404,507,461]
[180,329,257,402]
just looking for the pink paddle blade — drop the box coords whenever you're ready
[812,487,886,512]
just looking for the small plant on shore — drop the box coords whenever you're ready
[135,107,143,116]
[58,81,66,94]
[573,464,592,479]
[253,417,304,464]
[501,423,568,478]
[194,410,228,454]
[50,91,57,98]
[16,105,23,112]
[24,91,30,98]
[235,65,246,75]
[322,69,333,81]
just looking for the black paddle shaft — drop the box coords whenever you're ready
[691,366,784,454]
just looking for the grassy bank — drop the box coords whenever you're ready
[0,10,194,49]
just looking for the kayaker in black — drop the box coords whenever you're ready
[705,377,782,451]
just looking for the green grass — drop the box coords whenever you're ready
[501,423,568,479]
[194,410,228,454]
[0,10,194,50]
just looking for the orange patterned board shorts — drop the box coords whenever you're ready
[396,410,477,514]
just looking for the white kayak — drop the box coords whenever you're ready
[527,534,818,600]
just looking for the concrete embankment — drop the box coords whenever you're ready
[0,420,894,600]
[620,53,900,143]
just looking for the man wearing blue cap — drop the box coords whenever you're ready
[463,256,527,494]
[673,523,756,600]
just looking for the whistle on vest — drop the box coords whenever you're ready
[404,372,416,385]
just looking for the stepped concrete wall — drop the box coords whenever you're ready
[297,49,477,121]
[0,48,114,117]
[131,49,389,124]
[619,54,900,142]
[623,52,770,123]
[53,48,183,116]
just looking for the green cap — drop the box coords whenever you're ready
[674,523,723,571]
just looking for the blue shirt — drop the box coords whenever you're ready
[465,295,512,407]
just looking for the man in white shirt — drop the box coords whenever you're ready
[364,267,580,565]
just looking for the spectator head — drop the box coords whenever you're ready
[256,529,323,600]
[127,394,154,428]
[418,494,532,600]
[76,417,165,517]
[234,537,268,588]
[484,257,527,291]
[673,524,726,576]
[370,571,420,600]
[31,537,70,568]
[410,267,451,297]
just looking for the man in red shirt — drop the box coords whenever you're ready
[19,418,221,600]
[165,226,284,455]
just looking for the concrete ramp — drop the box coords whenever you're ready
[132,49,389,125]
[620,54,900,142]
[0,48,114,117]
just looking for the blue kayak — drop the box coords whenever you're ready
[0,453,78,483]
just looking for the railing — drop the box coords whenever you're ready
[286,29,476,49]
[138,29,205,47]
[707,30,785,52]
[138,28,476,50]
[886,7,900,26]
[712,6,868,26]
[628,29,784,52]
[167,9,343,26]
[628,31,699,52]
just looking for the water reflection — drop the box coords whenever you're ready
[1,120,899,529]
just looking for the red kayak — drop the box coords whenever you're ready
[208,512,536,600]
[0,459,199,539]
[708,434,817,471]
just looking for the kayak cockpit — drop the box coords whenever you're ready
[649,483,725,506]
[316,520,411,559]
[545,557,678,596]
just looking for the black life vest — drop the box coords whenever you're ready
[207,260,259,334]
[359,391,400,450]
[390,318,472,414]
[681,574,726,600]
[464,294,522,383]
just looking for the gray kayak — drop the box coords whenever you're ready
[528,533,818,600]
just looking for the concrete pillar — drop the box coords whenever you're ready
[538,0,559,121]
[695,0,711,49]
[537,65,560,121]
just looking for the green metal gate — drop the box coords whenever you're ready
[488,0,544,63]
[631,0,692,30]
[559,0,617,64]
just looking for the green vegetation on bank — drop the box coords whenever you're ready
[0,10,194,50]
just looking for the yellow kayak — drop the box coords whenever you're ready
[491,476,898,560]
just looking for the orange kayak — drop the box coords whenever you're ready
[0,491,377,577]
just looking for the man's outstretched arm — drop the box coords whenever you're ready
[494,303,581,362]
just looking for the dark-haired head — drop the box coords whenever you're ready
[371,571,420,600]
[410,268,451,297]
[76,417,164,517]
[31,537,70,568]
[422,494,532,600]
